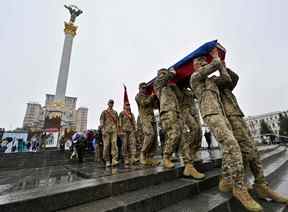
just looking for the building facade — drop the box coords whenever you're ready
[23,102,44,130]
[23,95,88,132]
[76,107,88,132]
[245,110,288,141]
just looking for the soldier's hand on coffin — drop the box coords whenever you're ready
[210,48,219,59]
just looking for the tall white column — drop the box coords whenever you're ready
[54,22,78,103]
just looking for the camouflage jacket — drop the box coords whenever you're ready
[135,93,157,123]
[136,115,143,133]
[119,111,136,132]
[190,58,232,118]
[219,68,244,117]
[179,88,199,117]
[100,109,118,133]
[153,71,180,113]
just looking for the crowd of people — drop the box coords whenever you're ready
[0,136,46,153]
[73,47,286,212]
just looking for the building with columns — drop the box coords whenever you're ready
[245,110,288,142]
[23,95,88,132]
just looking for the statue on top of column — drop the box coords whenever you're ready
[64,5,83,23]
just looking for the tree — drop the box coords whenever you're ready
[279,114,288,137]
[260,120,273,135]
[260,120,274,143]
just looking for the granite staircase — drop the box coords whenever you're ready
[0,145,286,212]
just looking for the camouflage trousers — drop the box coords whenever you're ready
[161,111,182,159]
[135,130,144,158]
[181,114,202,164]
[228,115,266,185]
[120,130,137,161]
[141,120,157,157]
[102,131,118,162]
[204,114,245,189]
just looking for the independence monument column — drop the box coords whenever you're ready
[54,5,82,105]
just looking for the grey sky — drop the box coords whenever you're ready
[0,0,287,130]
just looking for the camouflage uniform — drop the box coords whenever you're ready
[100,109,118,162]
[179,88,202,164]
[119,111,137,162]
[190,58,245,189]
[219,68,266,185]
[154,69,182,159]
[135,92,158,157]
[136,115,144,158]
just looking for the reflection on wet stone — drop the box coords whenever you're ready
[0,149,224,212]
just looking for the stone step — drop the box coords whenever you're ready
[160,149,288,212]
[0,146,283,212]
[260,146,287,165]
[57,147,287,212]
[249,156,288,212]
[257,144,281,154]
[0,145,279,171]
[0,151,96,171]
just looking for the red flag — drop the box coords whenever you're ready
[123,84,130,108]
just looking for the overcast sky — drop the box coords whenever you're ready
[0,0,287,130]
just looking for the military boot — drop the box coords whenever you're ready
[140,152,149,165]
[124,159,130,166]
[163,158,175,168]
[255,183,288,204]
[219,177,233,192]
[111,159,119,167]
[233,186,263,212]
[219,177,253,193]
[130,156,139,165]
[148,159,161,166]
[183,164,205,180]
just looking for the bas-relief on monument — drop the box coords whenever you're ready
[23,5,87,147]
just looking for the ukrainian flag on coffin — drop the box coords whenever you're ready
[146,40,226,94]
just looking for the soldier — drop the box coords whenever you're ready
[119,103,138,165]
[153,68,182,168]
[190,49,262,212]
[99,99,119,167]
[135,115,144,160]
[135,82,159,165]
[218,67,288,204]
[179,86,205,179]
[95,127,104,163]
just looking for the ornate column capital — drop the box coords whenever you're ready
[64,22,78,37]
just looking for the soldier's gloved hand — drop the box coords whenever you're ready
[210,48,219,59]
[168,67,176,74]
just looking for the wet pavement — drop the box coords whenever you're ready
[0,145,285,212]
[0,149,222,196]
